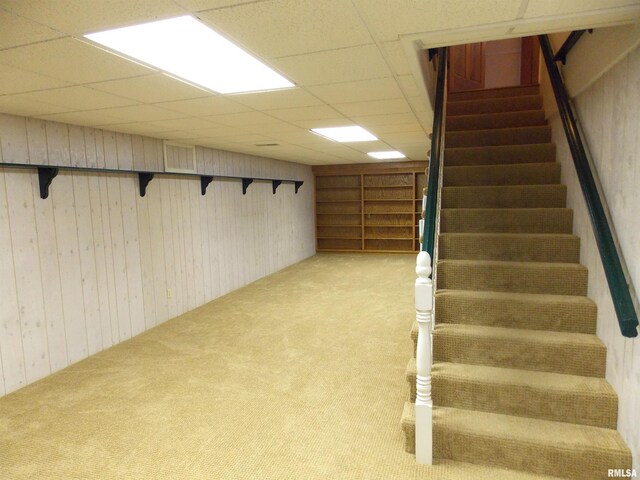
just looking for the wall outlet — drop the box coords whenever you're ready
[167,288,173,299]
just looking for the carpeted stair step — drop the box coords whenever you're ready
[438,233,580,263]
[437,259,587,295]
[445,143,556,166]
[434,290,597,333]
[446,110,546,131]
[401,404,632,479]
[443,162,560,186]
[448,85,540,102]
[445,125,551,148]
[440,208,573,234]
[432,324,606,377]
[447,95,542,115]
[442,184,566,208]
[404,360,617,428]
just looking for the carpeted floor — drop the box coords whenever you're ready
[0,253,556,479]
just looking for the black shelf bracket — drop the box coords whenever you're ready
[38,167,59,200]
[138,172,154,197]
[242,178,253,195]
[272,179,282,194]
[201,175,214,196]
[294,181,304,194]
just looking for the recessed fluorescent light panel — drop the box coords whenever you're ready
[311,126,378,142]
[85,16,294,94]
[367,151,406,159]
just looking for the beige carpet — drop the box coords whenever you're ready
[0,253,547,479]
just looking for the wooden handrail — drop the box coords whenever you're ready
[539,34,638,338]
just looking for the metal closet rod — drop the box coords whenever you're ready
[0,162,304,199]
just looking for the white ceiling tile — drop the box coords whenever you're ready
[292,117,354,129]
[389,142,429,160]
[213,134,277,144]
[307,77,403,104]
[174,1,260,11]
[265,105,341,122]
[89,74,210,103]
[188,125,251,137]
[512,9,640,34]
[240,121,308,136]
[353,0,522,42]
[0,65,71,95]
[0,95,70,117]
[34,110,131,126]
[158,96,249,116]
[0,38,155,84]
[397,75,422,97]
[348,140,395,154]
[93,122,173,135]
[1,0,186,34]
[0,9,64,49]
[368,123,425,135]
[93,105,186,123]
[407,96,429,113]
[350,112,419,127]
[158,130,200,140]
[147,117,221,131]
[229,88,323,110]
[334,98,412,117]
[205,111,278,126]
[271,45,391,86]
[198,0,372,58]
[15,86,138,111]
[382,41,413,76]
[379,131,430,144]
[524,0,640,18]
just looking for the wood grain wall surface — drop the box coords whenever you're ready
[542,44,640,469]
[0,113,315,397]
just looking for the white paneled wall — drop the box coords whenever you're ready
[544,45,640,468]
[0,113,315,396]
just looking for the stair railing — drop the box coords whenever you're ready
[415,45,447,464]
[538,34,639,338]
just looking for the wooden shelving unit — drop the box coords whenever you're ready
[313,161,427,253]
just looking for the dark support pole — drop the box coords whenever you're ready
[242,178,253,195]
[294,181,303,194]
[138,172,154,197]
[38,167,58,199]
[423,47,447,259]
[272,179,282,194]
[201,175,213,195]
[539,34,638,338]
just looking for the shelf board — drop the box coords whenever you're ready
[365,225,413,229]
[317,236,362,239]
[316,186,360,190]
[317,224,362,227]
[363,212,412,215]
[363,185,412,189]
[364,236,414,240]
[363,198,413,202]
[316,200,361,203]
[316,213,361,215]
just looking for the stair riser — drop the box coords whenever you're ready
[443,163,561,187]
[448,85,540,102]
[447,96,542,115]
[442,185,566,209]
[438,235,580,263]
[446,110,546,131]
[445,144,556,167]
[430,375,617,429]
[434,293,597,333]
[440,209,574,234]
[437,262,588,295]
[446,126,551,148]
[433,426,625,479]
[432,331,605,377]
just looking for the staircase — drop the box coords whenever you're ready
[401,85,633,479]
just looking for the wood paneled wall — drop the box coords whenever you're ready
[542,44,640,468]
[0,113,315,397]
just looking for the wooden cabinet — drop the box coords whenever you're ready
[313,162,427,253]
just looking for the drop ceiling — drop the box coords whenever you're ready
[0,0,639,165]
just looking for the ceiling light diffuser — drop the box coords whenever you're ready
[85,16,294,94]
[311,126,378,142]
[367,151,406,159]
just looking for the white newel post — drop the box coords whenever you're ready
[415,250,433,464]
